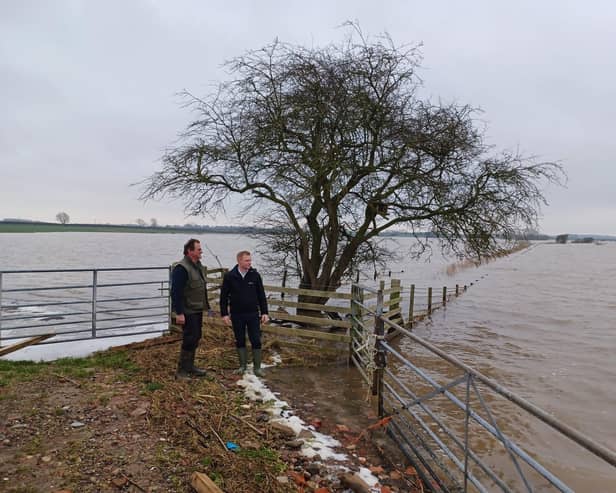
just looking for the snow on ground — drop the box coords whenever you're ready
[358,467,380,488]
[236,357,381,490]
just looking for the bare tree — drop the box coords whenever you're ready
[55,212,70,225]
[135,218,146,227]
[142,26,563,297]
[150,218,158,227]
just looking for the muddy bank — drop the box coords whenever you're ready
[0,326,423,492]
[265,365,409,466]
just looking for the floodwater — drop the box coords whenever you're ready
[270,241,616,492]
[1,233,615,490]
[405,242,616,491]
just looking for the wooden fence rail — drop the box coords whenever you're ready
[173,267,357,345]
[263,284,353,300]
[194,267,475,346]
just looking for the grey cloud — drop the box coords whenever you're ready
[1,0,615,234]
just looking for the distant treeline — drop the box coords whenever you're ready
[1,220,613,241]
[380,231,554,240]
[0,221,539,238]
[0,220,262,235]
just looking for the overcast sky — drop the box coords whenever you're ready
[1,1,614,235]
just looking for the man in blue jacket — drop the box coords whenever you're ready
[220,250,269,376]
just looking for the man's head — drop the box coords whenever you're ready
[236,250,252,272]
[184,238,203,263]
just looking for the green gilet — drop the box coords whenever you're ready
[178,257,207,315]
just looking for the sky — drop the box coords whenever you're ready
[1,0,615,235]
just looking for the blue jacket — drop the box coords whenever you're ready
[219,265,268,317]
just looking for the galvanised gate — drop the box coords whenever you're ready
[349,282,616,492]
[0,267,170,350]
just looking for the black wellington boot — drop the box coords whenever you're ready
[176,349,192,380]
[189,349,207,377]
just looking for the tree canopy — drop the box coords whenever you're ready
[143,28,563,292]
[55,212,70,225]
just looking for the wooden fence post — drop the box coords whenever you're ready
[389,278,403,326]
[456,284,460,296]
[442,286,447,306]
[349,284,364,365]
[281,268,288,300]
[428,287,433,314]
[407,284,415,329]
[373,281,386,418]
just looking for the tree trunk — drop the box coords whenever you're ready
[296,275,344,324]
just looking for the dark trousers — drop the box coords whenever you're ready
[231,313,261,349]
[181,312,203,351]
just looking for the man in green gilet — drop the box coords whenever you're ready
[171,238,211,378]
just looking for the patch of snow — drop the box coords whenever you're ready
[301,430,347,461]
[265,352,282,366]
[358,467,380,487]
[236,356,379,486]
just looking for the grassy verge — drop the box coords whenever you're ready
[0,350,138,388]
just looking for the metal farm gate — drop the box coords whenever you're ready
[349,281,616,493]
[0,267,170,351]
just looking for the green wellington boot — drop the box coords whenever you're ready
[235,347,248,375]
[188,349,207,377]
[252,348,264,377]
[176,349,192,380]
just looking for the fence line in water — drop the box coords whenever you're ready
[349,281,616,492]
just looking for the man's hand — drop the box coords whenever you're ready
[261,314,269,324]
[222,315,231,326]
[175,313,185,325]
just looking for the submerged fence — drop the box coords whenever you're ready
[349,282,616,492]
[0,267,170,349]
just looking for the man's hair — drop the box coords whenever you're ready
[236,250,251,261]
[184,238,201,255]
